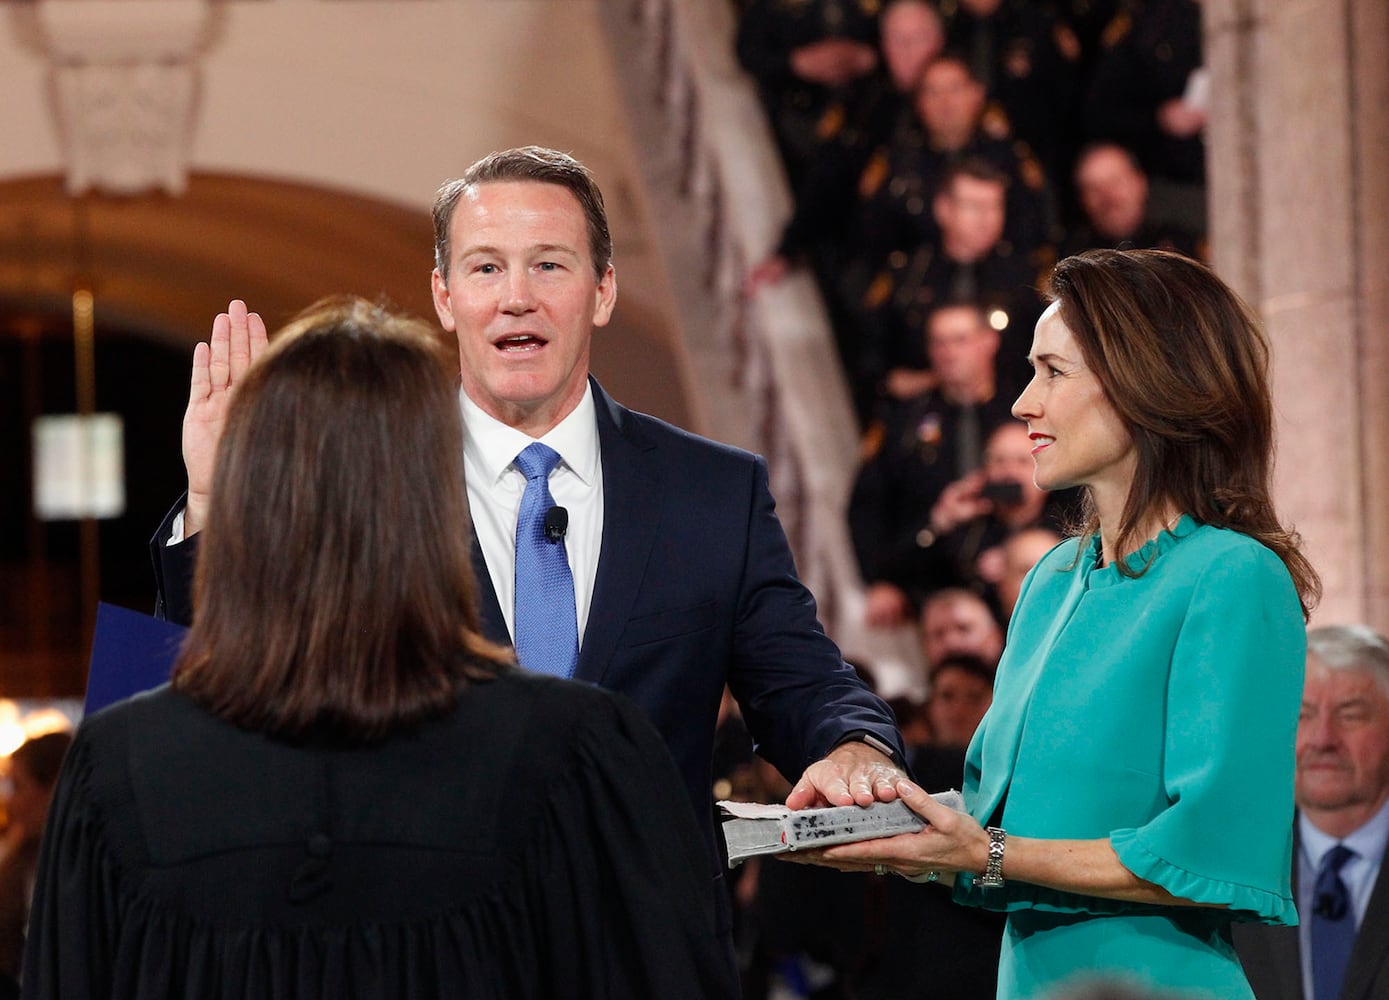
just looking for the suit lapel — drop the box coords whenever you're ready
[470,534,510,647]
[1233,821,1303,1000]
[1344,841,1389,1000]
[1277,831,1307,1000]
[572,379,661,686]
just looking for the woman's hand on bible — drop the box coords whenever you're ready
[782,778,989,881]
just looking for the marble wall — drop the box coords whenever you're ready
[1205,0,1389,628]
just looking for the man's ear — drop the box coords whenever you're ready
[592,265,617,329]
[431,268,457,332]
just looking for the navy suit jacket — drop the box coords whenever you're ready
[152,379,902,881]
[1233,824,1389,1000]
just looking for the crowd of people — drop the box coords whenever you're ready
[740,0,1207,701]
[741,0,1207,426]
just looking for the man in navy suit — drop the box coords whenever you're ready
[152,147,904,918]
[1234,625,1389,1000]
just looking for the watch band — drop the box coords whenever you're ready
[832,730,905,768]
[978,826,1007,887]
[858,732,899,763]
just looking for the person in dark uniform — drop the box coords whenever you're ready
[755,0,950,268]
[1060,141,1202,259]
[854,52,1053,269]
[859,156,1046,406]
[850,300,1016,628]
[736,0,883,188]
[939,0,1083,204]
[835,0,951,175]
[1084,0,1206,235]
[1057,0,1122,74]
[866,422,1082,620]
[749,52,1050,423]
[746,0,946,277]
[745,1,948,423]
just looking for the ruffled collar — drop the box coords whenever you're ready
[1083,514,1197,590]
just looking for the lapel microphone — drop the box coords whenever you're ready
[544,506,569,544]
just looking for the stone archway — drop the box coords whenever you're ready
[0,172,439,344]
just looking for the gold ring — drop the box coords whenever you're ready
[874,864,887,876]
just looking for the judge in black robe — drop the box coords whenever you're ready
[23,299,735,999]
[23,674,735,999]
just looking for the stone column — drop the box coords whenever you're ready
[1205,0,1389,628]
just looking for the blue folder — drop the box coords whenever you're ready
[84,602,188,715]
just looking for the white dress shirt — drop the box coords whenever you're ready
[460,385,604,645]
[1297,796,1389,998]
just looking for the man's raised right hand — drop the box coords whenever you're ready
[182,300,267,535]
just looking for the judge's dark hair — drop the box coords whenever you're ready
[1048,249,1321,617]
[171,297,513,743]
[432,145,612,281]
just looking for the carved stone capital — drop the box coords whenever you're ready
[35,0,214,195]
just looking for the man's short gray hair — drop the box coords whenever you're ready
[1307,624,1389,701]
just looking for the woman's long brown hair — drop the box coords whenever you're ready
[172,297,512,742]
[1048,249,1320,618]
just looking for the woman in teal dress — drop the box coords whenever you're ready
[805,249,1321,998]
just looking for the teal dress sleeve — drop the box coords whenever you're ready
[955,529,1303,926]
[1108,542,1303,924]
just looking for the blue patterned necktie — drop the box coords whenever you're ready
[511,442,578,678]
[1311,843,1357,1000]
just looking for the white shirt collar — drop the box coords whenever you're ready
[1300,795,1389,867]
[459,383,600,485]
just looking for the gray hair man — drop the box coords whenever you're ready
[1235,625,1389,1000]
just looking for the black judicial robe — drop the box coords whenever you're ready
[22,671,736,999]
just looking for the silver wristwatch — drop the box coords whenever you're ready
[978,826,1007,887]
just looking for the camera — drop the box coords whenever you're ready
[980,480,1024,505]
